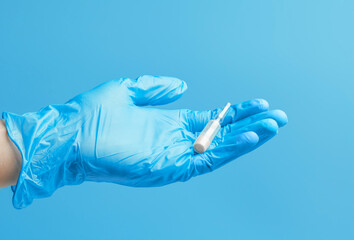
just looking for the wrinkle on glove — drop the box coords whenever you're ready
[2,75,287,209]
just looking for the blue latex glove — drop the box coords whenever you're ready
[2,75,287,209]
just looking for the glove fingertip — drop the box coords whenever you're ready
[130,75,188,106]
[179,79,188,94]
[160,76,188,95]
[271,109,288,127]
[237,131,259,147]
[254,98,270,110]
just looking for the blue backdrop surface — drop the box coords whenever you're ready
[0,1,353,239]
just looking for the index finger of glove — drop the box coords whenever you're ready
[181,99,269,133]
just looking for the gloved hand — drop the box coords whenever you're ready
[2,75,287,209]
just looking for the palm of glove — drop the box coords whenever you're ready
[73,77,195,186]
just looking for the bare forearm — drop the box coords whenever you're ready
[0,119,22,188]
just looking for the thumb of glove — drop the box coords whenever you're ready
[127,75,187,106]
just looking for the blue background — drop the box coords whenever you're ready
[1,1,353,239]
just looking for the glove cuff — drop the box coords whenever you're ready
[2,103,86,209]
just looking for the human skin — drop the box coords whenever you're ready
[0,119,22,188]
